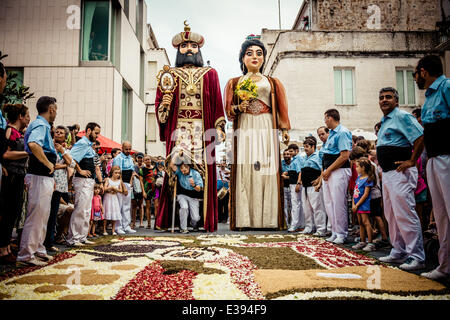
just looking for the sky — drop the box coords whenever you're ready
[145,0,303,91]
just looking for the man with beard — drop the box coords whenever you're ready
[16,97,58,266]
[66,122,101,246]
[113,141,137,234]
[376,87,425,271]
[414,55,450,281]
[155,22,225,232]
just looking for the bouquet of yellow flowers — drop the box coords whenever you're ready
[234,78,258,101]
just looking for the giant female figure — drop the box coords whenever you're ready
[224,36,291,230]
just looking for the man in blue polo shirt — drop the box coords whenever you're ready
[66,122,101,246]
[113,141,136,234]
[376,87,425,271]
[320,109,352,244]
[170,160,204,234]
[297,137,327,236]
[16,96,57,266]
[282,149,302,232]
[414,55,450,280]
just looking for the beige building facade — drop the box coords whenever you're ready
[261,0,448,143]
[0,0,161,152]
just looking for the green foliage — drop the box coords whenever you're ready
[0,51,35,107]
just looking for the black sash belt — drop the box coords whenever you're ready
[121,169,133,183]
[424,118,450,158]
[75,157,96,179]
[178,183,203,199]
[322,153,350,170]
[28,152,57,177]
[376,146,412,172]
[301,167,322,188]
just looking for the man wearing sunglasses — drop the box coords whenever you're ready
[376,87,425,271]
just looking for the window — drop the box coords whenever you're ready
[81,1,110,61]
[334,68,355,105]
[136,0,143,41]
[122,85,132,142]
[147,61,157,90]
[396,69,416,106]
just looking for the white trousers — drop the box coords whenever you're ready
[426,155,450,274]
[177,194,201,231]
[322,168,351,239]
[283,185,304,230]
[17,174,54,261]
[383,167,425,262]
[67,177,95,245]
[302,186,327,234]
[116,183,132,232]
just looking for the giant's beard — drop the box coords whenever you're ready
[175,50,204,68]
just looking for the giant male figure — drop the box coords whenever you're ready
[155,23,225,232]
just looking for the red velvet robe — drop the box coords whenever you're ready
[155,68,225,232]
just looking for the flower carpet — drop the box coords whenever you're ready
[0,234,449,300]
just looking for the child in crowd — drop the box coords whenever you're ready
[141,155,158,229]
[89,184,104,238]
[352,157,376,252]
[103,166,125,235]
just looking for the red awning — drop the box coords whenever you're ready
[77,131,135,155]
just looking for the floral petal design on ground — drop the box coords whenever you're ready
[114,261,196,300]
[0,235,448,300]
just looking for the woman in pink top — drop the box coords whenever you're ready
[89,184,104,237]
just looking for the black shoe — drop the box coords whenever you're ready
[377,240,391,248]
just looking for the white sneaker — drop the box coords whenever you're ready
[363,243,377,252]
[125,228,137,234]
[421,269,449,281]
[116,230,126,235]
[300,228,312,234]
[399,257,426,271]
[180,229,189,234]
[313,231,326,237]
[379,255,408,264]
[333,237,345,245]
[83,240,95,245]
[326,234,337,242]
[352,242,367,250]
